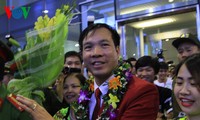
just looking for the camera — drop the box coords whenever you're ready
[62,67,81,74]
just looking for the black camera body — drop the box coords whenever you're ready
[62,67,81,74]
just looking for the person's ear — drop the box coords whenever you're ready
[115,46,120,58]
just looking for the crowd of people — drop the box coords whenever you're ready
[1,23,200,120]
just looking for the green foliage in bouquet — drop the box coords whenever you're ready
[7,3,75,105]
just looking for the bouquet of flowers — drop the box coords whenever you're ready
[7,4,75,104]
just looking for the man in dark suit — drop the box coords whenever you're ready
[77,23,159,120]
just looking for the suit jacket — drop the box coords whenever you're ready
[116,76,159,120]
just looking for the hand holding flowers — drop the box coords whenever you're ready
[8,3,75,104]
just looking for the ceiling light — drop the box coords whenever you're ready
[132,18,175,28]
[168,0,174,2]
[5,34,11,39]
[75,44,79,47]
[42,10,49,14]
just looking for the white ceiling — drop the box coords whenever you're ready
[129,11,196,30]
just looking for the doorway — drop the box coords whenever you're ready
[118,9,197,64]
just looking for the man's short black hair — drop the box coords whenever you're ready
[135,56,160,74]
[127,57,137,62]
[78,23,120,52]
[159,62,169,70]
[64,51,82,63]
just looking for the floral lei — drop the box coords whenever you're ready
[71,59,133,120]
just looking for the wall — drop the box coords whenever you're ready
[125,25,139,59]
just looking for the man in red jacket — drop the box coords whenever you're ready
[77,23,159,120]
[15,23,159,120]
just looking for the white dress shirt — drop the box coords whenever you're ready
[89,75,114,120]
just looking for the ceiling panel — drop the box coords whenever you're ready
[10,0,40,7]
[129,11,196,32]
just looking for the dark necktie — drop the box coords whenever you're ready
[92,88,101,120]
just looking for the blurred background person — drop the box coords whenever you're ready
[154,62,173,90]
[172,33,200,62]
[135,56,173,120]
[126,57,137,75]
[64,51,82,69]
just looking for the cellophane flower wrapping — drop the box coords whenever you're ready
[7,4,74,105]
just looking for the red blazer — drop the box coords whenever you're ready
[117,76,159,120]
